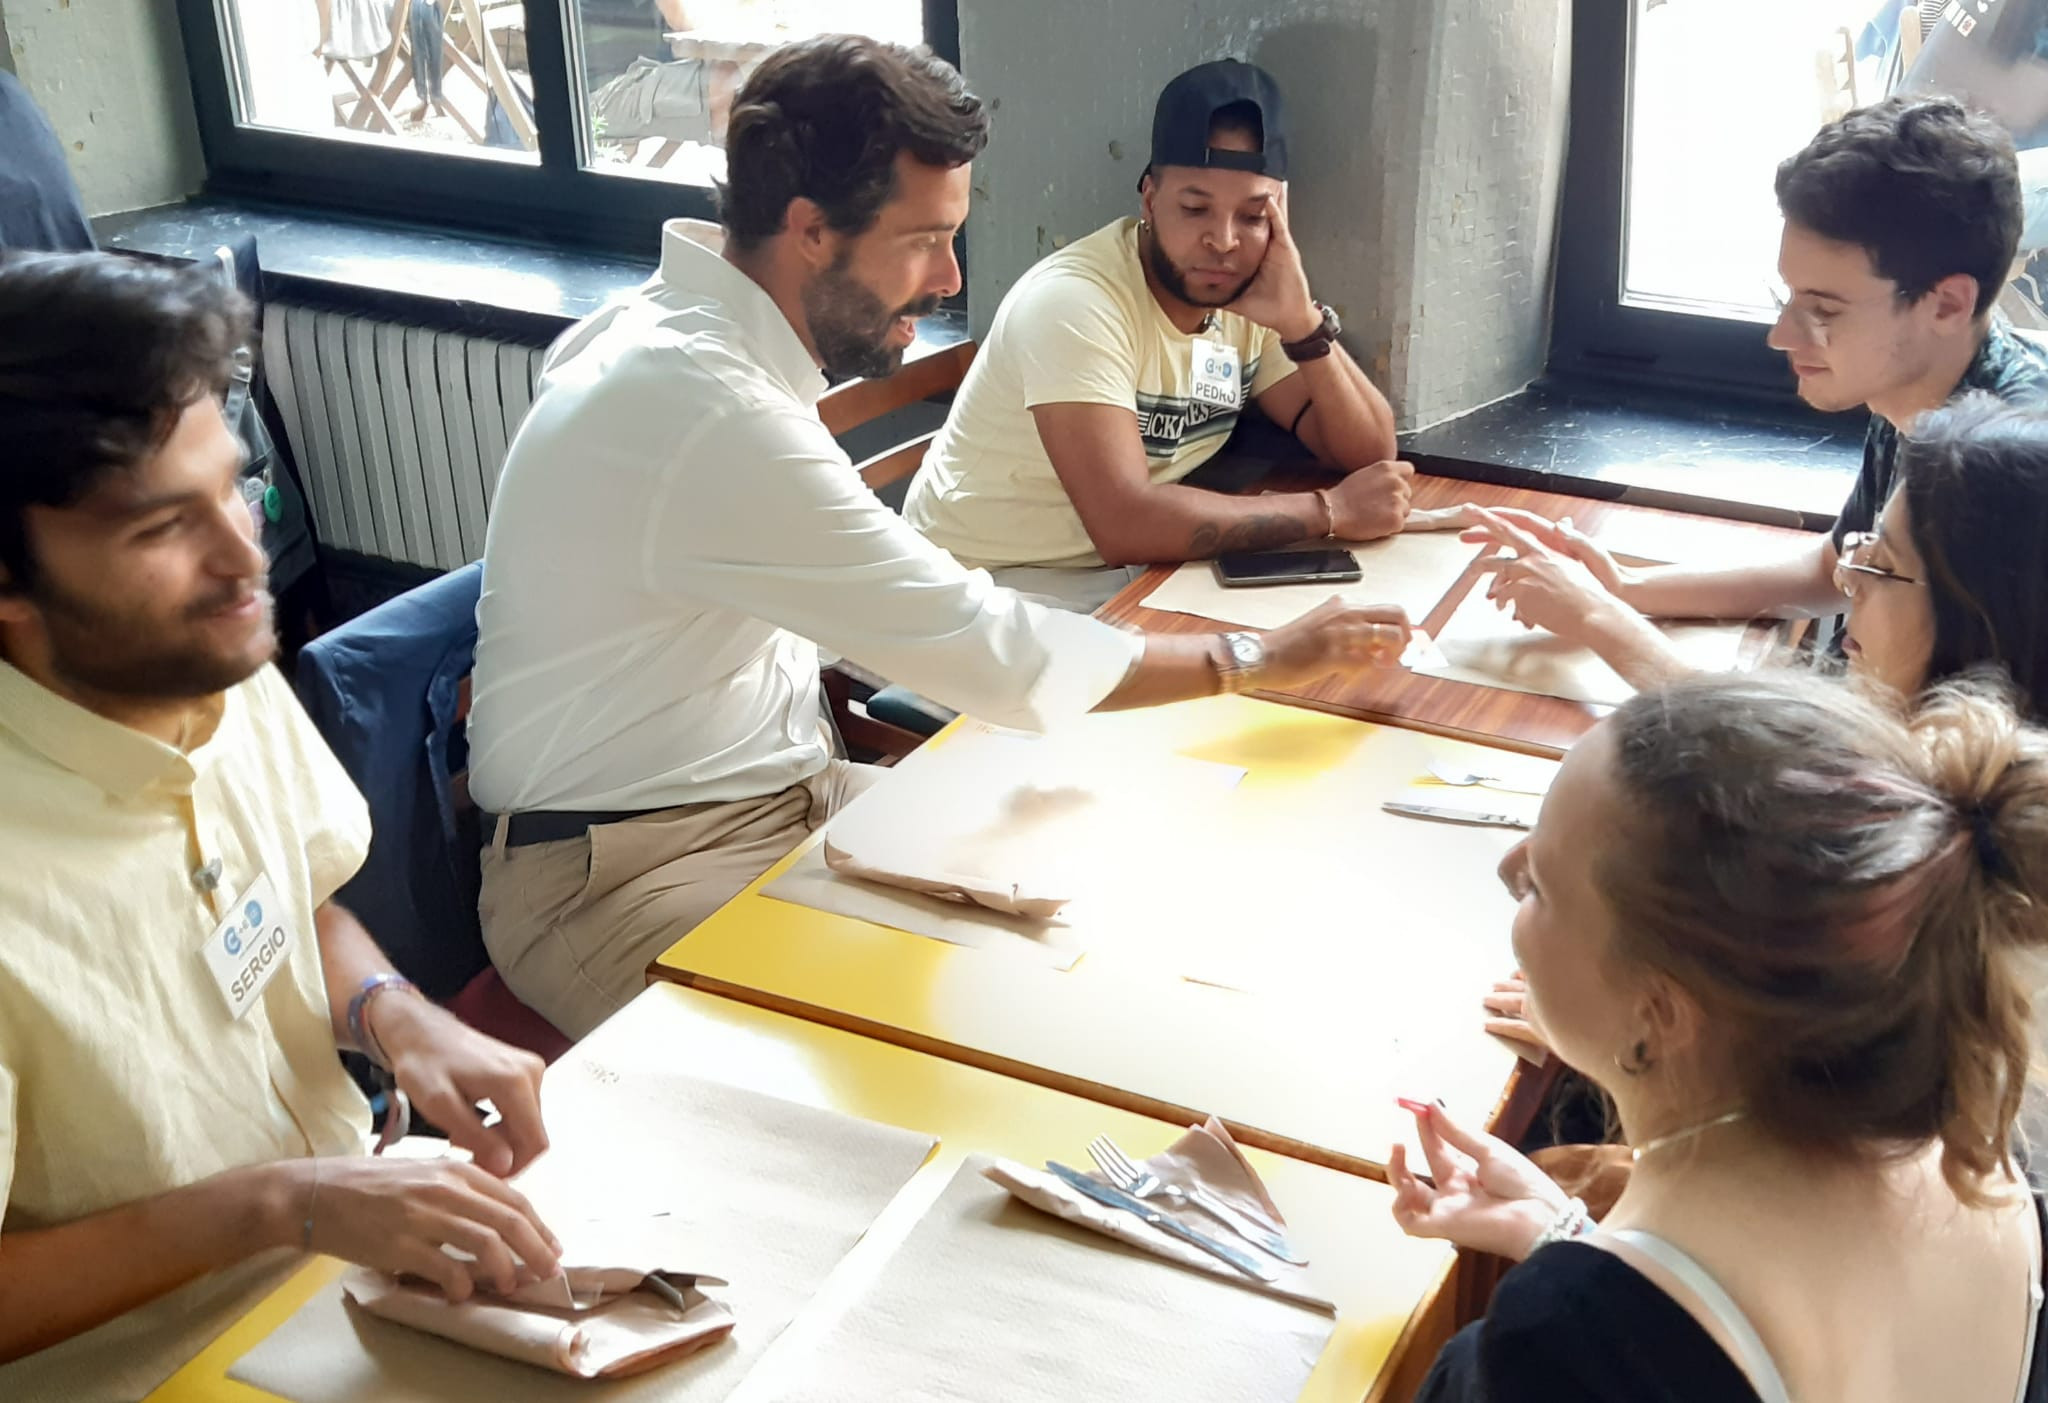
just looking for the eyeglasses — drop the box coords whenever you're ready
[1765,279,1906,349]
[1834,530,1920,596]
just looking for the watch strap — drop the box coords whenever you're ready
[1281,302,1339,362]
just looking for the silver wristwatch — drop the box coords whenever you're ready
[1215,631,1266,692]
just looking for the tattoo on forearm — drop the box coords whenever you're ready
[1190,512,1310,557]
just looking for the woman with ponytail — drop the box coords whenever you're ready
[1401,671,2048,1402]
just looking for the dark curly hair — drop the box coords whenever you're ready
[0,251,249,591]
[718,35,988,253]
[1776,95,2021,318]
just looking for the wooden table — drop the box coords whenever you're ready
[1101,471,1817,756]
[654,693,1555,1180]
[145,984,1460,1403]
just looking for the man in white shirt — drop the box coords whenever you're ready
[469,36,1415,1040]
[902,59,1411,611]
[0,253,559,1400]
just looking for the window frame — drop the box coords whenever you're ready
[172,0,961,257]
[1546,0,1801,403]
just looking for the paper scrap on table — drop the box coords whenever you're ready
[1414,585,1753,708]
[1400,629,1449,672]
[1140,530,1479,630]
[1403,505,1474,532]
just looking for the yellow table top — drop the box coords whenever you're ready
[653,693,1555,1177]
[145,984,1456,1403]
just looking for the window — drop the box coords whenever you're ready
[1551,0,2048,399]
[178,0,955,254]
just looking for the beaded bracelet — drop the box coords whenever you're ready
[346,972,421,1068]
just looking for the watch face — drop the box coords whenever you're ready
[1227,633,1263,669]
[1322,304,1342,337]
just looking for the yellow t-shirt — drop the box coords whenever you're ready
[0,660,372,1401]
[903,217,1299,570]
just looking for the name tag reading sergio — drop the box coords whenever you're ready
[202,873,297,1019]
[1190,337,1243,410]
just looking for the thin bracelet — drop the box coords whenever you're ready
[302,1156,322,1250]
[1313,487,1336,538]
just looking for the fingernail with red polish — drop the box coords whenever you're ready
[1395,1097,1434,1116]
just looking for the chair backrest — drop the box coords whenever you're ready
[817,339,977,491]
[293,563,487,998]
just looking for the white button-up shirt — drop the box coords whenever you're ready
[469,223,1143,814]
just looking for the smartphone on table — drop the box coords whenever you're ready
[1211,547,1363,587]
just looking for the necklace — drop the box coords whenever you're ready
[1631,1108,1748,1163]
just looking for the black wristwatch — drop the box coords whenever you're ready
[1281,302,1341,362]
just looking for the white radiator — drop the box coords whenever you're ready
[262,304,550,570]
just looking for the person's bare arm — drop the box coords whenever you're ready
[0,1154,563,1362]
[1252,344,1398,472]
[1476,509,1843,620]
[0,1162,302,1362]
[1235,193,1396,471]
[315,902,548,1177]
[1034,403,1407,565]
[1095,598,1411,710]
[1619,538,1843,619]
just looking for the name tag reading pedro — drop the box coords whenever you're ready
[202,874,297,1019]
[1190,337,1242,410]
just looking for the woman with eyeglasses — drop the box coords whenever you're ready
[1399,670,2048,1403]
[1458,393,2048,713]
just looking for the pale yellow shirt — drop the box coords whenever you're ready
[903,217,1298,571]
[0,661,371,1401]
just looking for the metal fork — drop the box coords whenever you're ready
[1424,759,1547,795]
[1086,1135,1308,1265]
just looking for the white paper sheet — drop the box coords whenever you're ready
[1139,530,1480,629]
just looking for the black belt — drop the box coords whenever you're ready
[485,807,676,849]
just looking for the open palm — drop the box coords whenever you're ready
[1387,1101,1571,1261]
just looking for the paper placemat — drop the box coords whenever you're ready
[230,1062,936,1403]
[1414,585,1754,708]
[762,1156,1336,1403]
[1139,530,1479,630]
[762,724,1244,966]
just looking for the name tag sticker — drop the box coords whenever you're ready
[1190,337,1243,410]
[201,873,297,1020]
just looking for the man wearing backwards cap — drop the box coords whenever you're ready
[904,58,1409,611]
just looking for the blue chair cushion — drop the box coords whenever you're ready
[867,684,956,736]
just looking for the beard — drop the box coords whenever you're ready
[802,252,941,381]
[31,572,276,702]
[1145,230,1255,309]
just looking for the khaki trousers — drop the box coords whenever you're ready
[479,761,881,1040]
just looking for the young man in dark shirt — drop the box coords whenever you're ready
[1466,94,2048,688]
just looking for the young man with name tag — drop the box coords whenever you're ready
[468,38,1417,1043]
[901,58,1413,612]
[0,253,562,1401]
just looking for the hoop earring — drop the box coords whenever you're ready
[1615,1039,1654,1076]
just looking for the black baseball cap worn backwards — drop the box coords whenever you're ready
[1148,58,1289,180]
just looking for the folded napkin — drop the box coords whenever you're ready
[822,837,1073,918]
[341,1215,735,1379]
[984,1117,1335,1313]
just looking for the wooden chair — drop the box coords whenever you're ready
[820,339,977,491]
[814,339,977,760]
